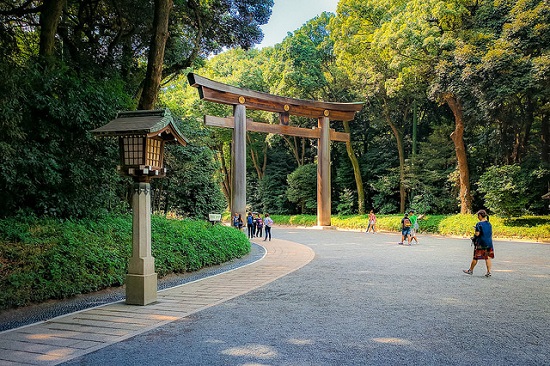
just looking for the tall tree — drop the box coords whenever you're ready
[138,0,173,110]
[331,0,419,213]
[39,0,66,58]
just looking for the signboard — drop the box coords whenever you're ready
[209,214,222,222]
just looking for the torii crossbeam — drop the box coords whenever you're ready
[188,73,363,227]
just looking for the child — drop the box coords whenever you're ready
[366,209,377,233]
[398,213,412,245]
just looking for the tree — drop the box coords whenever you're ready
[39,0,66,58]
[0,64,132,218]
[153,144,226,218]
[474,0,550,164]
[287,164,318,214]
[478,165,529,216]
[331,0,423,213]
[138,0,174,110]
[0,0,275,218]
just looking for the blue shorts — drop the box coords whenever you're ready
[402,228,412,236]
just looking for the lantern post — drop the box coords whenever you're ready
[92,109,187,305]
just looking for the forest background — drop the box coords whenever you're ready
[1,0,549,221]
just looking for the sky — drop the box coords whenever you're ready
[257,0,339,48]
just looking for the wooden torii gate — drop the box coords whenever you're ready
[188,73,364,227]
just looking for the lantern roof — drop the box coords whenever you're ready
[92,109,188,146]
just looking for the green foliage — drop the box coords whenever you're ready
[336,188,356,215]
[153,144,227,218]
[270,215,317,226]
[477,165,530,216]
[0,214,250,310]
[0,62,132,218]
[2,0,550,232]
[437,214,550,241]
[258,149,297,214]
[410,123,457,214]
[286,164,318,214]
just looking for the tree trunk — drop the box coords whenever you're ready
[283,136,305,166]
[138,0,173,110]
[383,100,406,213]
[542,113,549,163]
[39,0,66,58]
[247,134,267,180]
[216,144,231,208]
[444,93,472,214]
[343,120,365,214]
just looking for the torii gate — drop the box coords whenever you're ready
[188,73,364,227]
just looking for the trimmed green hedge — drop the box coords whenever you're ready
[270,214,550,242]
[0,214,250,310]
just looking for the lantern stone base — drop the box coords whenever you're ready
[125,273,158,306]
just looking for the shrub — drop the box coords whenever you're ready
[287,164,318,214]
[0,214,250,310]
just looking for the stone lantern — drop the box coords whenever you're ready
[92,109,187,305]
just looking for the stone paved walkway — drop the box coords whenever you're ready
[0,239,315,366]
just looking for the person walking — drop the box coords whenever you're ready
[255,213,263,238]
[237,214,243,230]
[398,213,412,245]
[263,213,274,241]
[252,212,258,237]
[246,212,255,238]
[366,209,377,233]
[409,210,419,244]
[464,209,494,277]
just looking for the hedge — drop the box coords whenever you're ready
[0,214,250,310]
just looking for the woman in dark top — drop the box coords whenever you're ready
[464,209,494,277]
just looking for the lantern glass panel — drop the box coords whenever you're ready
[122,136,145,166]
[146,138,163,168]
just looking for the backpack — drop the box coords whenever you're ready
[247,215,253,225]
[403,217,412,227]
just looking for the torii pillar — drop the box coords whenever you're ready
[317,116,331,226]
[232,104,247,216]
[188,73,364,227]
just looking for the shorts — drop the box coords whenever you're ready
[473,247,495,260]
[402,228,412,236]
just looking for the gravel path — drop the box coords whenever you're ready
[59,228,550,366]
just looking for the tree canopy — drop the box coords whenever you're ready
[0,0,548,219]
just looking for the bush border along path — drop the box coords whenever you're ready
[0,214,250,311]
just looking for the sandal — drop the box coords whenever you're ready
[463,269,473,275]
